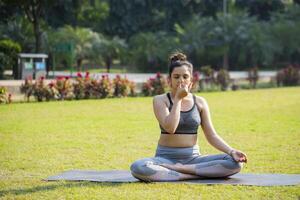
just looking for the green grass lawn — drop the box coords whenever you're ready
[0,87,299,199]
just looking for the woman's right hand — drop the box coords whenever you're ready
[175,83,189,100]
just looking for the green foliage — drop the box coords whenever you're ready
[78,1,109,32]
[1,1,300,72]
[0,39,21,79]
[267,6,300,66]
[0,16,35,53]
[48,26,126,71]
[92,35,127,72]
[128,31,179,72]
[0,86,11,104]
[235,0,284,20]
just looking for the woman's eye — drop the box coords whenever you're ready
[183,75,189,79]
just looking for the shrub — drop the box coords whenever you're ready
[0,86,11,104]
[276,65,300,86]
[46,81,59,101]
[142,72,167,96]
[199,66,216,91]
[20,77,34,102]
[216,69,230,91]
[32,77,47,102]
[91,75,112,98]
[54,76,74,100]
[113,75,134,97]
[248,67,259,88]
[129,81,136,97]
[73,72,86,99]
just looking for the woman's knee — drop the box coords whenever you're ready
[130,158,157,177]
[224,154,242,173]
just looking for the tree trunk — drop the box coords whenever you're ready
[77,58,82,72]
[106,57,112,73]
[223,52,229,69]
[33,18,41,53]
[23,0,43,53]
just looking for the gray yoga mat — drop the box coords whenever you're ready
[45,170,300,186]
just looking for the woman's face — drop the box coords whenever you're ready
[169,65,192,90]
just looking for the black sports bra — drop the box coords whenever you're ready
[160,93,201,134]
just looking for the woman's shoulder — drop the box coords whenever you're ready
[153,93,169,107]
[193,94,208,110]
[153,93,168,101]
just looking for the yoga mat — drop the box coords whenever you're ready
[45,170,300,186]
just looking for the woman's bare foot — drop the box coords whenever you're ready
[160,163,186,173]
[160,163,198,175]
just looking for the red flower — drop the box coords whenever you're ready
[65,76,70,80]
[40,76,45,80]
[85,71,90,78]
[156,72,161,78]
[77,72,82,78]
[48,82,54,88]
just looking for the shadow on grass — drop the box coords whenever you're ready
[0,181,135,197]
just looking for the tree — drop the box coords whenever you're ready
[128,31,179,72]
[92,36,127,73]
[0,39,21,79]
[0,16,35,53]
[1,0,46,53]
[48,26,95,71]
[235,0,284,20]
[21,0,44,53]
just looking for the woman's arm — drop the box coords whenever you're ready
[153,85,189,134]
[197,96,247,162]
[153,95,182,134]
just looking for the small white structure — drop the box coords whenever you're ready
[18,53,48,79]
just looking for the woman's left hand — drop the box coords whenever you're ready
[230,149,247,163]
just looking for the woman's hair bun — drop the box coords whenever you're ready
[169,52,187,64]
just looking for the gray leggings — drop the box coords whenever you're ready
[130,145,242,182]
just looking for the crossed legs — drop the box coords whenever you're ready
[130,154,242,182]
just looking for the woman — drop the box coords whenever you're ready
[130,52,247,182]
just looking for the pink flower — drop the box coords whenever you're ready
[77,72,82,78]
[85,71,90,78]
[56,76,64,80]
